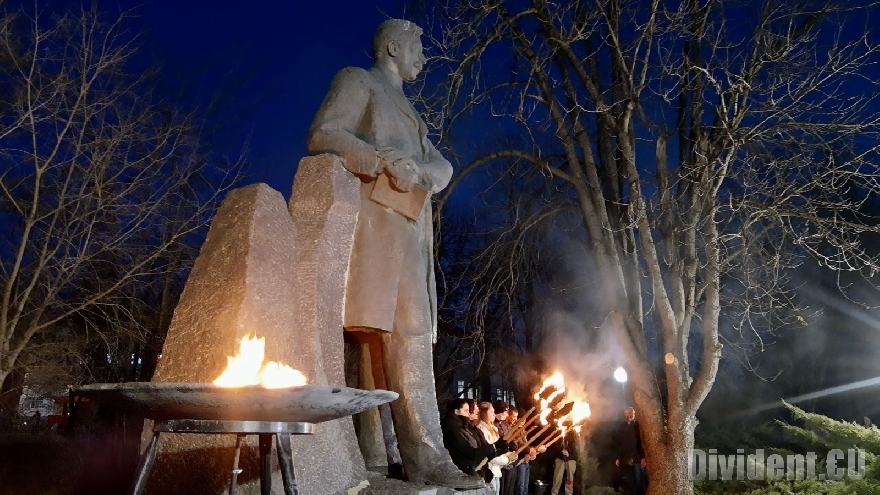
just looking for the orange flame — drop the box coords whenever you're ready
[540,401,551,425]
[554,400,591,432]
[537,371,568,425]
[534,371,565,400]
[569,400,592,423]
[214,335,307,388]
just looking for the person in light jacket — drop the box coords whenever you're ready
[477,402,517,493]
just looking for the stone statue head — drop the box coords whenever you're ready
[372,19,426,82]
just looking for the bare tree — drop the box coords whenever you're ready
[433,157,566,402]
[0,7,243,392]
[422,0,880,492]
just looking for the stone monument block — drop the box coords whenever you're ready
[153,183,300,383]
[282,153,371,493]
[286,153,360,385]
[145,182,367,494]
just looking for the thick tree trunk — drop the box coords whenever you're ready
[645,416,696,495]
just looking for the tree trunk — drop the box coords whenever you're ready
[0,350,13,395]
[0,368,10,397]
[645,416,696,495]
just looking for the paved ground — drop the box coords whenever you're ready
[0,430,503,495]
[0,428,609,494]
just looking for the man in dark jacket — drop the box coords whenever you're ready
[493,401,518,495]
[615,407,647,495]
[511,407,539,495]
[441,398,509,477]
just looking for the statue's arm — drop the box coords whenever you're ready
[419,142,453,193]
[307,68,382,178]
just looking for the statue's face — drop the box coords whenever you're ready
[394,33,425,82]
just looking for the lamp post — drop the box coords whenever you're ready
[614,367,628,401]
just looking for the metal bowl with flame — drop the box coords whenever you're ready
[74,382,398,424]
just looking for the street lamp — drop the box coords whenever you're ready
[614,367,628,402]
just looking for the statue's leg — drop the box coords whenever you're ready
[380,271,485,489]
[344,334,401,472]
[380,307,446,473]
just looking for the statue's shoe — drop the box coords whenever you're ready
[411,463,487,490]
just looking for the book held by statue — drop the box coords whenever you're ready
[370,173,428,221]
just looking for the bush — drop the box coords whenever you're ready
[694,402,880,494]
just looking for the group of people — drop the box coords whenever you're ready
[440,398,544,494]
[440,400,648,495]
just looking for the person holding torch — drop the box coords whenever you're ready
[548,426,577,495]
[477,402,518,493]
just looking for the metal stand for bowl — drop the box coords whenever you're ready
[131,419,314,495]
[72,383,398,495]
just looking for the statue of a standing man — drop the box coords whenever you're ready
[307,19,483,489]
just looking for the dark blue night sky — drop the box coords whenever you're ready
[111,0,408,196]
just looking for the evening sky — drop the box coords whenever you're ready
[119,0,408,196]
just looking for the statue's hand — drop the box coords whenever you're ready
[378,147,420,192]
[377,147,406,164]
